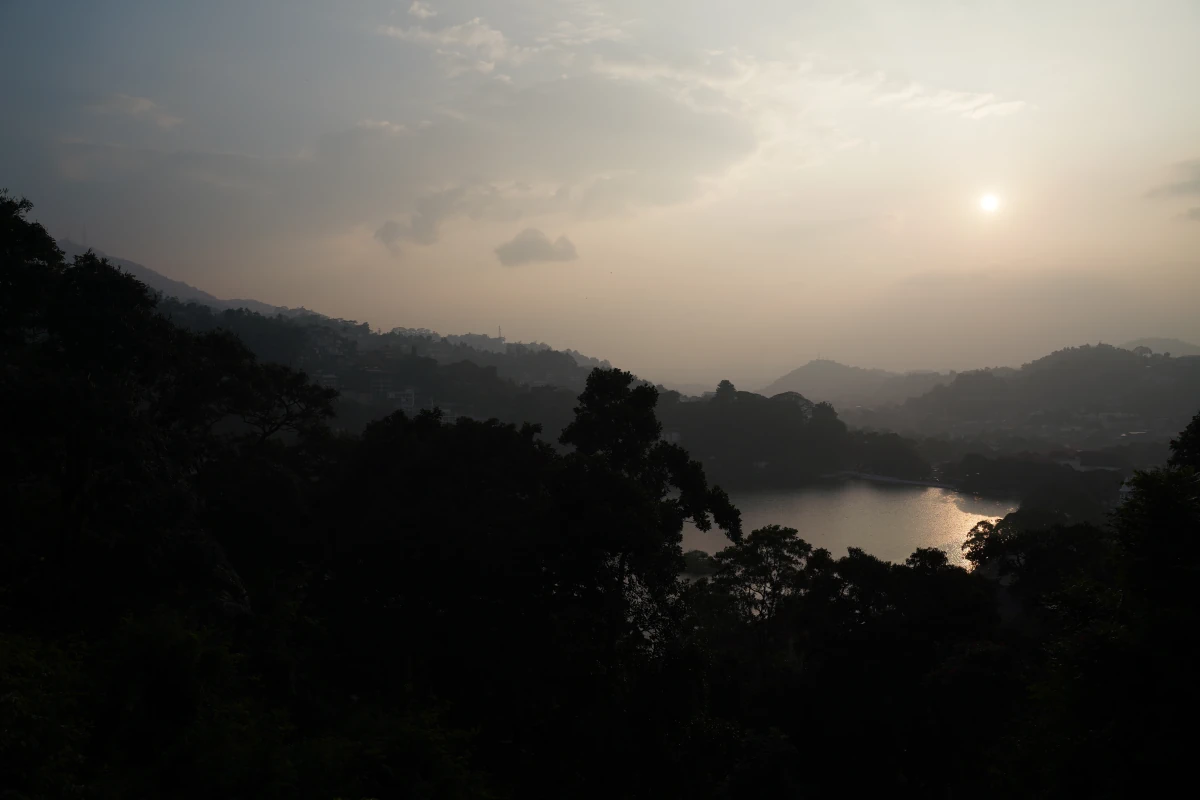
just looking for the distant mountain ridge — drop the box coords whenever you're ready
[765,338,1200,411]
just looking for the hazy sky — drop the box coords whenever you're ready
[3,0,1199,386]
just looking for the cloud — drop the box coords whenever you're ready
[589,55,1028,125]
[372,188,471,254]
[379,16,539,71]
[44,68,756,251]
[1147,160,1200,198]
[91,94,182,129]
[1147,160,1200,221]
[374,220,405,254]
[384,2,628,73]
[966,100,1026,119]
[586,52,1026,182]
[494,228,577,266]
[408,1,436,20]
[874,84,1027,119]
[357,119,407,134]
[533,1,632,46]
[53,14,1044,261]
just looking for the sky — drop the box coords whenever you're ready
[2,0,1199,387]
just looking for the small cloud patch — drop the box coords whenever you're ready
[374,220,404,255]
[1146,159,1200,220]
[92,94,182,129]
[409,2,437,20]
[494,228,578,266]
[1146,159,1200,199]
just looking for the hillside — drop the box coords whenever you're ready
[867,344,1200,445]
[760,359,950,408]
[761,360,892,402]
[57,240,313,318]
[57,240,613,380]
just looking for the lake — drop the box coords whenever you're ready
[683,479,1017,567]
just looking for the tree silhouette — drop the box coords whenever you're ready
[1169,410,1200,469]
[713,525,820,622]
[714,379,737,402]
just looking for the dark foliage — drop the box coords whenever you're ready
[5,191,1200,798]
[864,345,1200,446]
[160,298,936,487]
[1169,411,1200,469]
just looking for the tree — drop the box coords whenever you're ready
[714,379,737,402]
[1112,466,1200,604]
[560,368,742,593]
[713,525,818,622]
[683,549,718,576]
[1169,411,1200,469]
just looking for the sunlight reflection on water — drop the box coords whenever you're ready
[683,480,1016,566]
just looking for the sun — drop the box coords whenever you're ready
[979,193,1000,213]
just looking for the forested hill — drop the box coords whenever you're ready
[765,342,1200,432]
[57,239,614,383]
[157,299,607,425]
[859,344,1200,444]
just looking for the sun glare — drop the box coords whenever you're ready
[979,193,1000,213]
